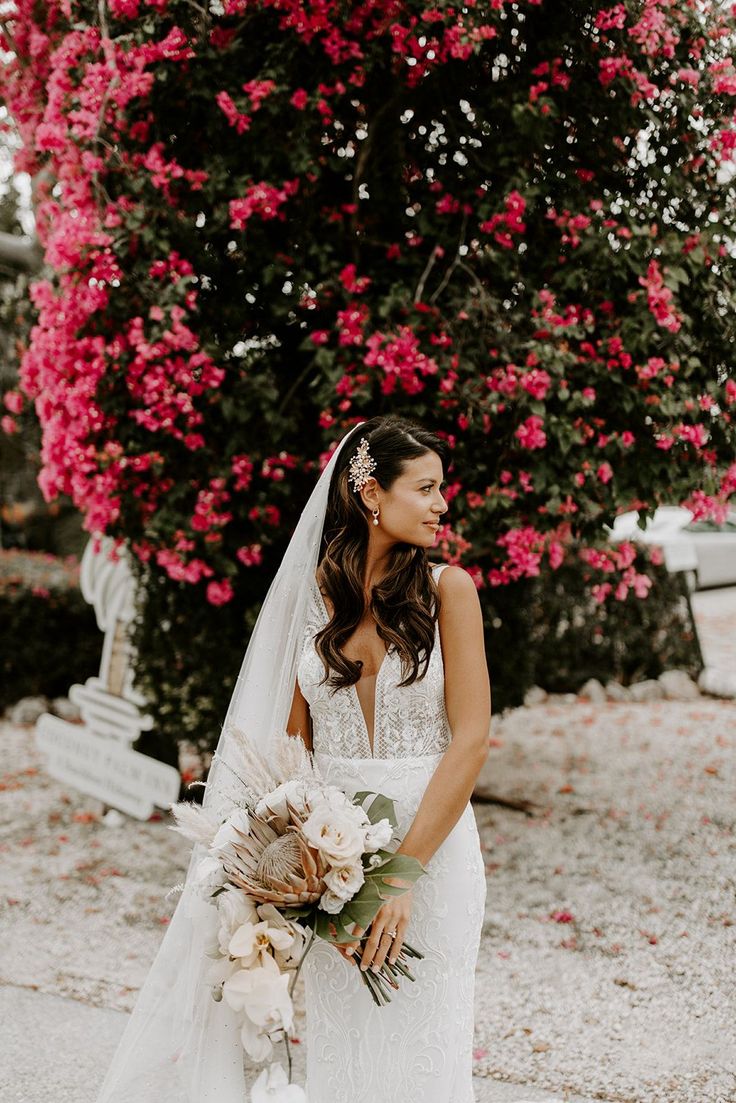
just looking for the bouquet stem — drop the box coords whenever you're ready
[284,925,317,1083]
[353,937,423,1007]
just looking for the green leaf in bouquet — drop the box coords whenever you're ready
[315,850,426,944]
[282,904,313,919]
[352,790,399,828]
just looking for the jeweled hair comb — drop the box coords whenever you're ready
[348,437,377,493]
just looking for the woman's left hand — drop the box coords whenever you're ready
[356,876,414,972]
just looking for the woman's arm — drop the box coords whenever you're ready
[356,564,491,971]
[287,677,313,751]
[395,563,491,865]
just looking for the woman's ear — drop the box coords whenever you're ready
[359,476,380,512]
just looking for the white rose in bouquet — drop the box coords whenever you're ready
[301,803,365,864]
[323,861,365,902]
[318,888,347,914]
[318,785,357,812]
[255,778,311,820]
[363,817,393,853]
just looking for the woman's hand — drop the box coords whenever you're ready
[335,876,415,972]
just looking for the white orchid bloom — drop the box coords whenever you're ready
[250,1061,307,1102]
[216,887,260,956]
[204,953,240,989]
[239,1015,273,1063]
[222,955,294,1034]
[229,920,295,967]
[257,905,306,966]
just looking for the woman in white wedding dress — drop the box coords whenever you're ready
[94,414,489,1103]
[288,415,491,1103]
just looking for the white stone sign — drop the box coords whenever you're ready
[35,535,181,820]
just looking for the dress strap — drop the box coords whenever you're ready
[431,562,450,579]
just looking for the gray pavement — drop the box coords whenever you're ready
[0,985,599,1103]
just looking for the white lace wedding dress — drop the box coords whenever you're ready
[296,562,487,1103]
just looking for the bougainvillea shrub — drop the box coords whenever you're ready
[2,1,735,740]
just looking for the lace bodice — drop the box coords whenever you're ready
[297,562,452,759]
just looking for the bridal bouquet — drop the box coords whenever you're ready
[169,727,425,1102]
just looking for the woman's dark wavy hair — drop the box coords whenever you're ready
[314,414,449,693]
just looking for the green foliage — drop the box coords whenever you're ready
[0,550,100,711]
[312,851,426,945]
[2,1,733,758]
[487,552,702,709]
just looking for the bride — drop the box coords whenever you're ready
[95,414,490,1103]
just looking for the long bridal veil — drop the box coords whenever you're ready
[95,422,364,1103]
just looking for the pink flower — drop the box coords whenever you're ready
[206,578,234,606]
[229,178,300,229]
[363,326,438,396]
[290,88,309,110]
[520,369,551,400]
[337,303,369,346]
[236,544,263,567]
[597,463,614,484]
[109,0,140,16]
[592,582,613,604]
[338,264,371,294]
[216,90,252,135]
[514,415,547,450]
[231,454,254,492]
[548,540,565,569]
[638,260,683,333]
[242,79,276,109]
[3,391,24,414]
[676,423,708,448]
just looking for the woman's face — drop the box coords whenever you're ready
[367,451,448,548]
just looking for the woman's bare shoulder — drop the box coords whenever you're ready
[434,563,478,598]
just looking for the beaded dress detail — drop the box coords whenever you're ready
[296,563,486,1103]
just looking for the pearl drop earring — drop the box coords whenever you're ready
[372,508,380,526]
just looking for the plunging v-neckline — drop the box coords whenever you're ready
[312,582,389,758]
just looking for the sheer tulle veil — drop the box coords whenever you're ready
[95,421,366,1103]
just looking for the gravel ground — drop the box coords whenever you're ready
[2,588,735,1103]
